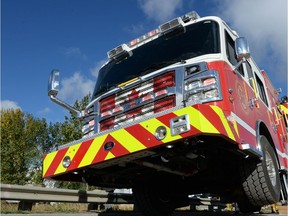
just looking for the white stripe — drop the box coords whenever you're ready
[276,149,288,160]
[231,112,256,136]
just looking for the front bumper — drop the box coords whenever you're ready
[43,104,239,179]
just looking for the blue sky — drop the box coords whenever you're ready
[1,0,287,123]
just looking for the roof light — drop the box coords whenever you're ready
[159,17,185,35]
[182,11,200,22]
[107,44,132,60]
[159,18,184,34]
[128,29,159,48]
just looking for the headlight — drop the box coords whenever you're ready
[204,89,219,99]
[185,81,201,91]
[184,70,222,104]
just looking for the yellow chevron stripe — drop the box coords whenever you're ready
[111,129,146,152]
[210,106,236,141]
[232,118,239,138]
[55,143,81,174]
[139,118,182,143]
[174,106,219,134]
[280,104,288,114]
[79,134,108,168]
[43,151,57,176]
[105,152,115,160]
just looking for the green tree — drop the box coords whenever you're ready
[31,121,63,185]
[0,109,49,185]
[0,94,91,188]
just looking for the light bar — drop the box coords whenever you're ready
[159,17,184,34]
[182,11,200,22]
[128,29,159,48]
[107,44,131,59]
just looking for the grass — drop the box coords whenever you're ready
[1,201,89,214]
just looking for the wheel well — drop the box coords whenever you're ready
[257,121,280,165]
[257,121,275,149]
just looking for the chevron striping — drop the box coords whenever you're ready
[43,151,58,177]
[111,129,146,152]
[105,152,115,160]
[173,106,219,134]
[140,118,182,143]
[43,148,68,177]
[79,134,108,168]
[55,143,81,175]
[210,106,236,141]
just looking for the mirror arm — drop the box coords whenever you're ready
[233,57,246,71]
[49,95,82,118]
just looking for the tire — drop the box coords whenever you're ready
[132,180,188,216]
[238,135,281,212]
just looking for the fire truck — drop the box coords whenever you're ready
[44,11,288,215]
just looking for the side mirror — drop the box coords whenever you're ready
[48,70,60,97]
[235,37,250,61]
[47,69,82,117]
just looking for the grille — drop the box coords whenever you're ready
[99,71,176,132]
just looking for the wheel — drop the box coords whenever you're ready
[238,135,281,212]
[132,179,188,216]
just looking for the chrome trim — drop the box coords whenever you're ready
[184,70,223,105]
[241,143,263,158]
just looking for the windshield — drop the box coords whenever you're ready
[93,20,220,98]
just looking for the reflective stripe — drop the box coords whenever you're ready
[231,112,256,136]
[105,152,115,160]
[174,106,219,134]
[276,149,288,160]
[55,143,81,175]
[210,106,235,141]
[78,135,108,168]
[43,151,58,176]
[111,129,146,152]
[139,118,182,143]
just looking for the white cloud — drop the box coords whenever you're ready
[1,100,21,110]
[37,107,51,115]
[124,24,146,35]
[215,0,287,83]
[64,47,88,61]
[57,72,94,104]
[138,0,183,23]
[90,59,108,80]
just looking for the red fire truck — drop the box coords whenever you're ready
[44,11,287,215]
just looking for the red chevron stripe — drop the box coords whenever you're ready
[67,139,94,171]
[125,124,163,148]
[157,112,178,127]
[199,105,228,136]
[91,134,129,164]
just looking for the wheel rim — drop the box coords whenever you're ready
[265,151,277,187]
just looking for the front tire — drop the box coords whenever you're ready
[238,135,281,212]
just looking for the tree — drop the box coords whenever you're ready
[0,109,49,185]
[0,94,91,187]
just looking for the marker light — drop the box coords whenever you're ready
[62,156,71,168]
[155,126,167,140]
